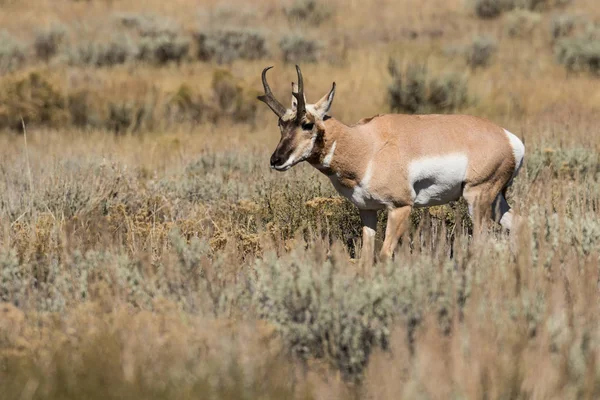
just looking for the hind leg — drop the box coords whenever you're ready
[492,190,513,230]
[463,183,500,236]
[492,189,522,232]
[465,182,521,235]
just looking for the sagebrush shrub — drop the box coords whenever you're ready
[137,34,190,65]
[471,0,571,19]
[466,35,497,69]
[0,249,26,305]
[117,13,180,38]
[254,249,396,378]
[283,0,333,26]
[0,30,26,74]
[504,9,541,38]
[526,147,600,180]
[550,14,576,40]
[554,36,600,75]
[67,34,136,67]
[472,0,505,19]
[387,60,470,114]
[194,29,268,64]
[34,25,67,61]
[517,0,572,10]
[105,100,156,134]
[279,34,321,64]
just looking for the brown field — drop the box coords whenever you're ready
[0,0,599,399]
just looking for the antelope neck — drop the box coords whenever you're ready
[309,118,365,179]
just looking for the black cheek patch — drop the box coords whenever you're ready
[276,136,296,159]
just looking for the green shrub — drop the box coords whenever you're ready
[554,36,600,75]
[465,35,497,69]
[137,34,190,65]
[0,30,26,74]
[504,9,541,38]
[194,29,268,64]
[67,34,136,67]
[387,60,470,114]
[283,0,333,26]
[279,34,321,64]
[34,24,67,62]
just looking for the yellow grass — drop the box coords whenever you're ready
[0,0,599,399]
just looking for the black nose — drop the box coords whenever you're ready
[270,153,282,167]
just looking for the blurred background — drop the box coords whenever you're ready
[0,0,598,135]
[1,1,600,399]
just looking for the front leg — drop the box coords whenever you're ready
[359,209,378,269]
[380,205,412,262]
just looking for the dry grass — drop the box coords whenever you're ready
[0,0,599,399]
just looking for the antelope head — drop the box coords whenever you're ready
[257,65,336,171]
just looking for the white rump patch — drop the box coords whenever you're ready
[409,153,468,207]
[503,129,525,178]
[322,141,336,168]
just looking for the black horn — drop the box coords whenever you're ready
[292,65,306,121]
[257,66,287,118]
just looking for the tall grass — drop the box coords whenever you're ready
[0,0,599,398]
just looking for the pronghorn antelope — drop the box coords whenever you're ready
[257,65,525,262]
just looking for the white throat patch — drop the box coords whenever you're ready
[322,141,337,168]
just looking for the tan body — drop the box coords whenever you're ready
[257,66,524,264]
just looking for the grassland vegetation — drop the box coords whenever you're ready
[0,0,599,398]
[387,59,470,113]
[279,34,322,64]
[194,29,269,64]
[0,30,26,74]
[465,35,497,69]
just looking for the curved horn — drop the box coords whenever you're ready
[292,65,306,121]
[257,66,287,118]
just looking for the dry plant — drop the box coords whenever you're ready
[0,0,599,399]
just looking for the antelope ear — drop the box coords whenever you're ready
[291,82,306,110]
[313,82,336,119]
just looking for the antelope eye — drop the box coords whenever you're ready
[301,122,314,131]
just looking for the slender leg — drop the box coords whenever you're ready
[465,184,522,240]
[463,185,496,237]
[492,192,513,230]
[359,209,378,268]
[380,206,412,262]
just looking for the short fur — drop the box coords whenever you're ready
[259,66,525,266]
